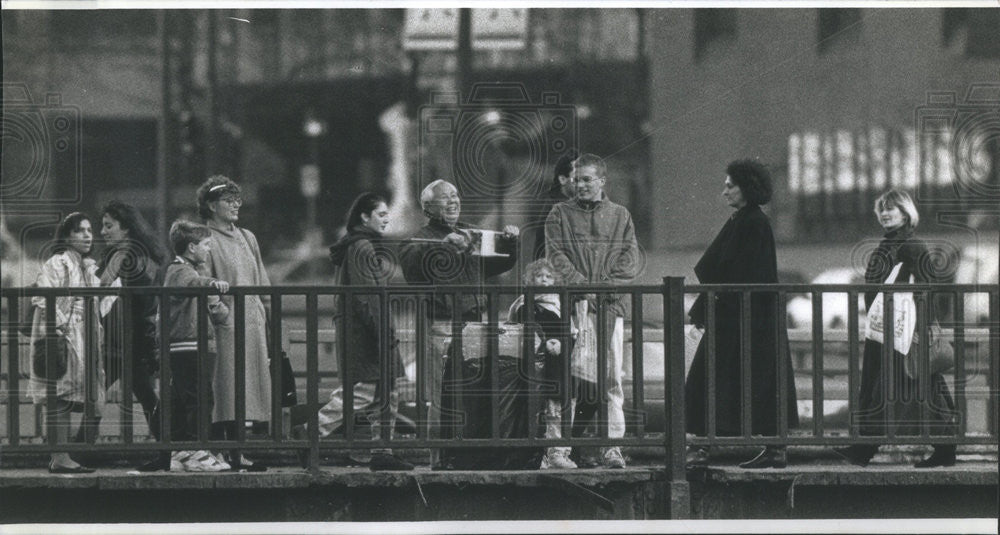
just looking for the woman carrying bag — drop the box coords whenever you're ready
[29,213,109,473]
[834,189,959,468]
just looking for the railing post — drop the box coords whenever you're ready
[663,276,690,519]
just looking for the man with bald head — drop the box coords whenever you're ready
[400,179,520,467]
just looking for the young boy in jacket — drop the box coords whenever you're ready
[161,220,231,471]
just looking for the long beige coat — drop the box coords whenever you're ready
[205,220,272,423]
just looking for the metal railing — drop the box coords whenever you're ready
[2,280,998,476]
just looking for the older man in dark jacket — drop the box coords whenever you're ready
[399,180,519,466]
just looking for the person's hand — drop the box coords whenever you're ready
[545,338,561,355]
[502,225,520,239]
[211,280,230,293]
[444,232,470,251]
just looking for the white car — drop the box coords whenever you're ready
[785,268,866,330]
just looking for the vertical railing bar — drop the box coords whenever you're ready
[561,288,572,442]
[776,290,789,439]
[664,277,687,486]
[197,292,210,444]
[159,287,174,444]
[450,290,464,443]
[918,291,931,440]
[82,297,97,444]
[7,295,21,447]
[269,292,284,442]
[884,289,896,440]
[44,295,57,448]
[631,291,645,438]
[121,290,135,444]
[415,294,427,442]
[706,290,717,439]
[954,291,967,438]
[488,289,500,442]
[847,291,860,438]
[596,293,608,440]
[343,288,355,443]
[233,291,247,445]
[380,289,392,444]
[989,289,999,439]
[811,290,824,438]
[306,291,321,471]
[741,290,752,439]
[524,287,537,440]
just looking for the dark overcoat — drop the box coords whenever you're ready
[329,225,404,384]
[856,227,957,437]
[685,205,799,436]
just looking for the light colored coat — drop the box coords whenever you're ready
[29,251,107,407]
[205,220,272,423]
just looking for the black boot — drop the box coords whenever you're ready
[914,445,956,468]
[833,445,877,467]
[136,451,172,472]
[739,446,787,469]
[685,446,710,469]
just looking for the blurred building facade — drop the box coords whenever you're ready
[1,9,647,256]
[647,8,1000,249]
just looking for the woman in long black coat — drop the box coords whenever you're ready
[833,189,958,468]
[685,159,799,469]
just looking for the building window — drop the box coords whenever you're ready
[693,9,737,61]
[817,9,862,54]
[942,8,1000,58]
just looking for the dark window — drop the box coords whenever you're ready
[943,8,1000,58]
[693,9,737,61]
[817,9,862,54]
[50,10,158,51]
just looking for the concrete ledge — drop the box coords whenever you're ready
[700,463,998,486]
[0,466,664,491]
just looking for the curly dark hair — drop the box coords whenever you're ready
[726,159,773,206]
[101,200,169,264]
[196,175,241,221]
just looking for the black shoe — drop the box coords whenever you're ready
[685,447,710,469]
[833,446,874,467]
[369,453,415,471]
[739,447,787,469]
[136,453,172,472]
[914,448,956,468]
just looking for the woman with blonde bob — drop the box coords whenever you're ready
[834,189,959,468]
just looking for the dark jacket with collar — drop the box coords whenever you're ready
[399,217,518,322]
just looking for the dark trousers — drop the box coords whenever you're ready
[152,351,215,442]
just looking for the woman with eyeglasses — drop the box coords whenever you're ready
[196,175,272,471]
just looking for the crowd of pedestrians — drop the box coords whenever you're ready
[23,153,960,473]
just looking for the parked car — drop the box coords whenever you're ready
[785,268,866,330]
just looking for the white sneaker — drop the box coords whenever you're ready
[603,447,626,469]
[540,450,578,469]
[182,450,230,472]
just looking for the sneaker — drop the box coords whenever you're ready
[603,447,626,469]
[540,450,578,469]
[369,453,415,471]
[183,450,230,472]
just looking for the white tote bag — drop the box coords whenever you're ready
[864,262,916,355]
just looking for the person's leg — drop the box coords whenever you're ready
[539,398,576,468]
[368,385,413,470]
[131,355,161,437]
[602,316,626,468]
[570,378,600,467]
